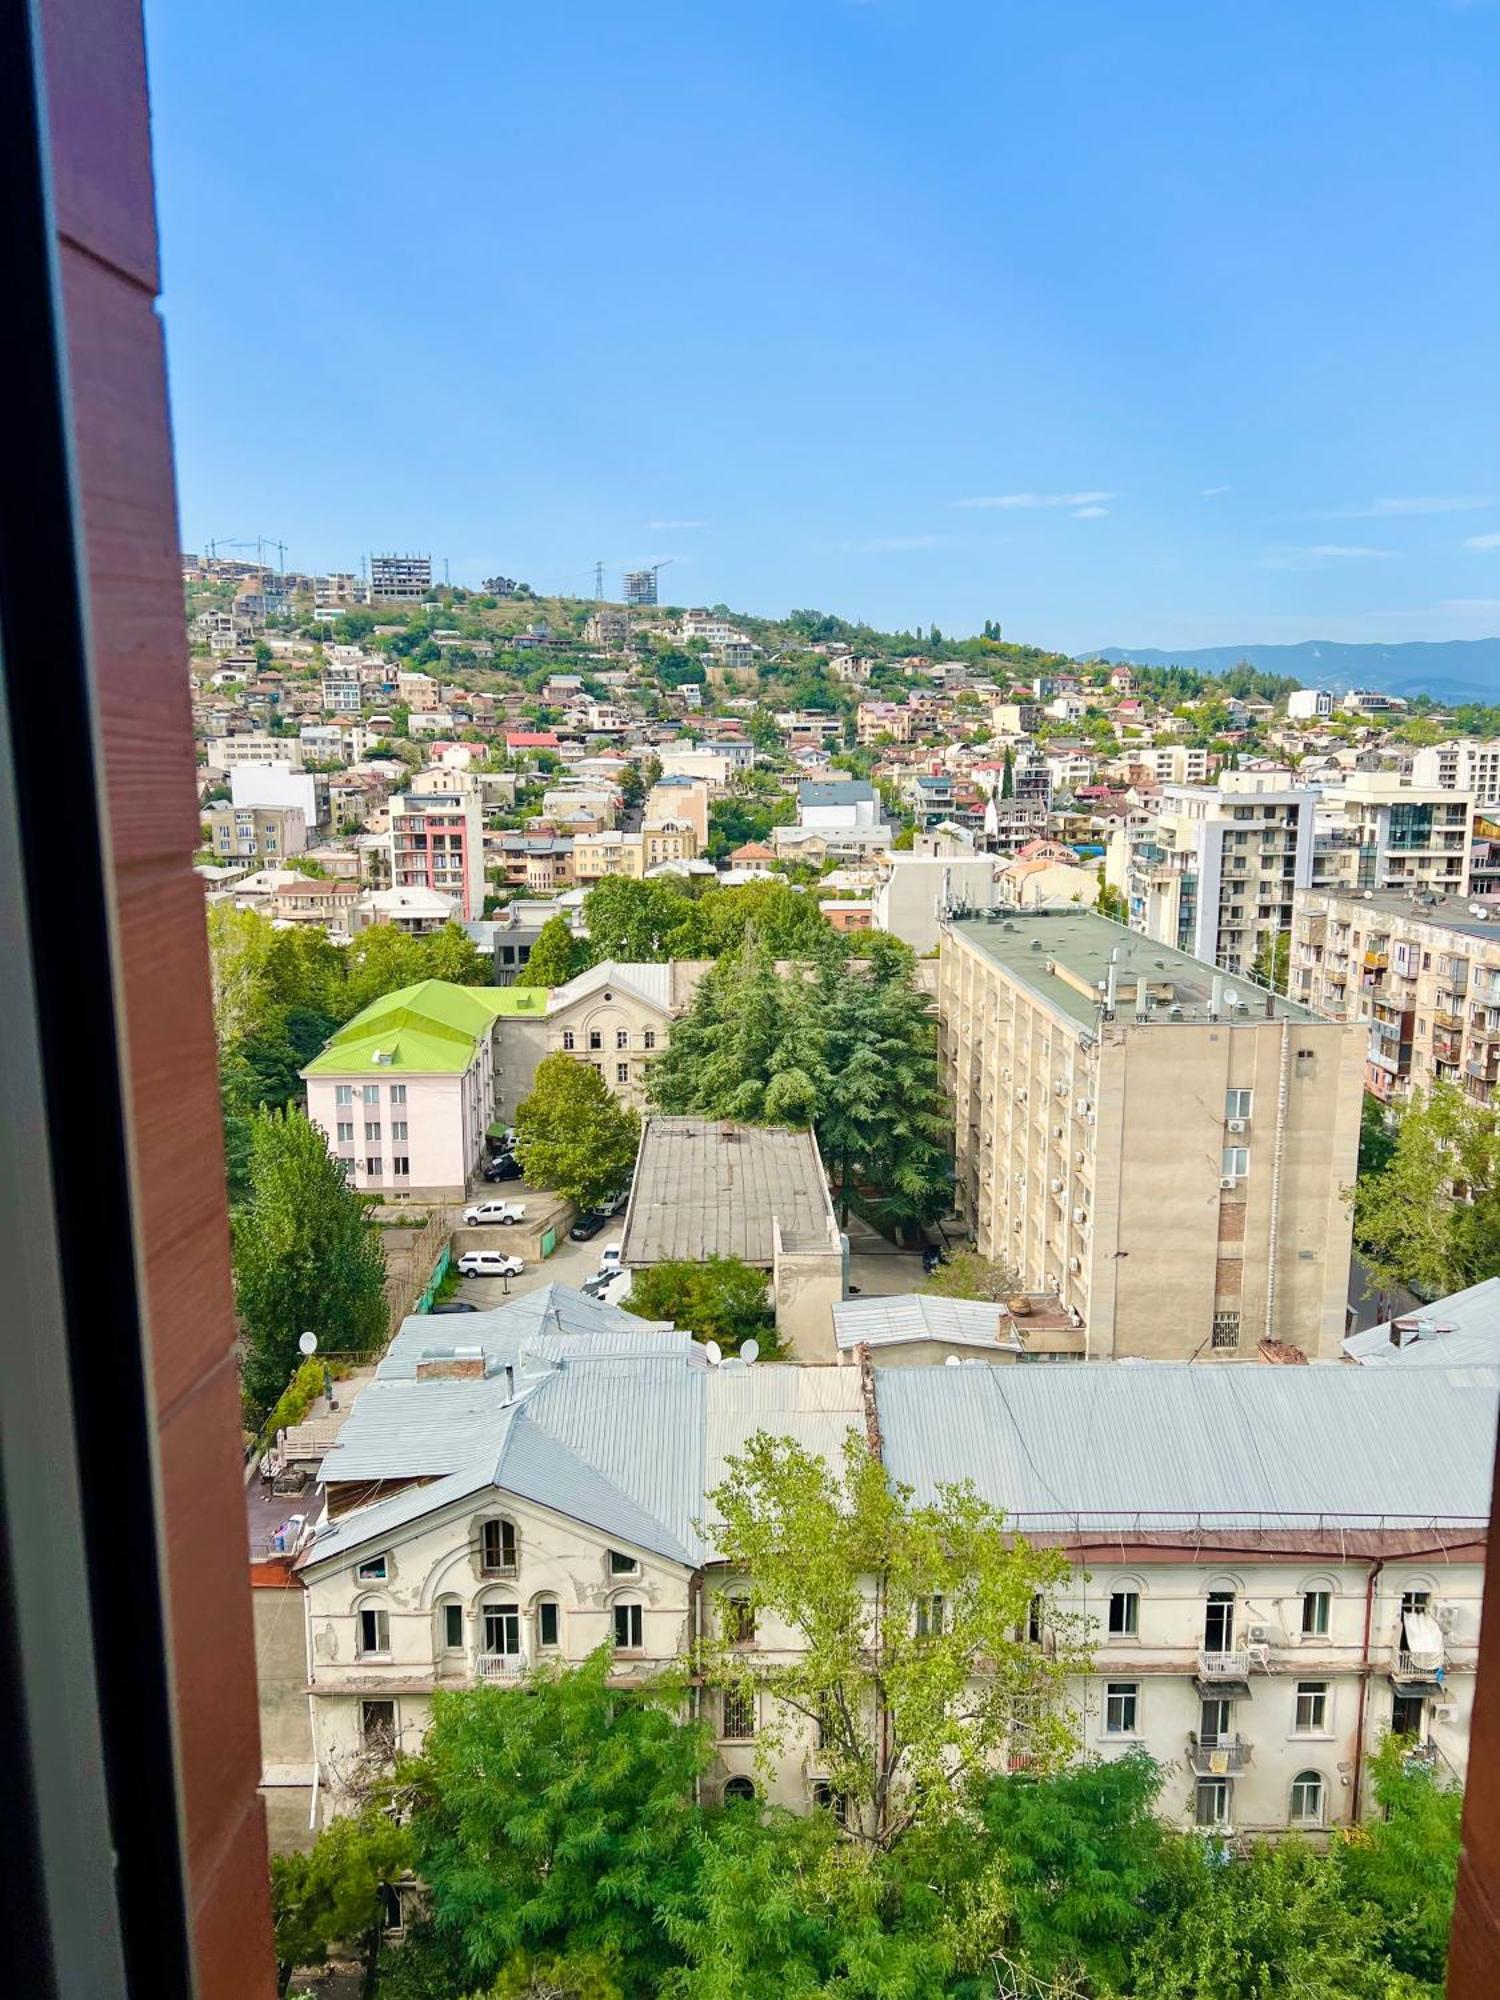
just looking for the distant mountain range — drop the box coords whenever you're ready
[1084,637,1500,705]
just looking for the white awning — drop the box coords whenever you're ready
[1403,1610,1445,1668]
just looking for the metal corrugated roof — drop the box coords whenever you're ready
[379,1285,684,1380]
[1344,1278,1500,1369]
[875,1364,1499,1530]
[832,1294,1017,1352]
[318,1380,523,1482]
[621,1117,835,1266]
[548,959,676,1014]
[703,1365,865,1544]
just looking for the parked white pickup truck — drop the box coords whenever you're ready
[462,1199,527,1227]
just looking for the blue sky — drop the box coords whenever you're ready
[144,0,1500,653]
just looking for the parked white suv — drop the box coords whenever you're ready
[456,1250,524,1280]
[462,1199,527,1227]
[597,1242,623,1277]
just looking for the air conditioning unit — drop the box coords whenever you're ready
[1248,1624,1270,1643]
[1067,1256,1081,1274]
[1227,1118,1248,1135]
[1433,1704,1455,1723]
[1220,1175,1238,1190]
[1053,1125,1066,1139]
[1072,1207,1088,1225]
[1075,1151,1088,1167]
[1050,1178,1065,1193]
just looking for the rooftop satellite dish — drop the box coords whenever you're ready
[944,1354,963,1367]
[704,1340,723,1367]
[740,1338,760,1365]
[298,1331,318,1357]
[1224,987,1240,1008]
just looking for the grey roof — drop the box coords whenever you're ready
[1344,1278,1500,1369]
[548,959,676,1015]
[1312,887,1500,943]
[703,1364,865,1536]
[875,1364,1498,1531]
[947,910,1322,1029]
[379,1283,682,1380]
[833,1294,1020,1353]
[620,1116,836,1267]
[798,780,876,806]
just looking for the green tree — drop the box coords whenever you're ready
[232,1106,388,1419]
[1359,1093,1397,1178]
[1337,1735,1464,1985]
[409,1652,707,1998]
[694,879,836,961]
[649,936,824,1125]
[514,1054,641,1208]
[625,1256,774,1352]
[582,878,702,961]
[1095,870,1127,923]
[1251,927,1290,996]
[1000,746,1015,799]
[1352,1083,1500,1295]
[921,1249,1024,1303]
[516,914,591,988]
[270,1807,411,1996]
[207,900,277,1044]
[422,921,491,986]
[706,1431,1081,1851]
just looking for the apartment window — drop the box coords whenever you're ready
[483,1602,522,1657]
[724,1596,756,1645]
[721,1689,756,1739]
[616,1062,630,1084]
[608,1549,640,1577]
[1104,1681,1139,1734]
[616,1028,629,1049]
[915,1593,945,1638]
[357,1606,390,1656]
[365,1157,383,1177]
[613,1601,644,1651]
[441,1603,464,1651]
[481,1517,518,1575]
[1195,1778,1231,1830]
[1289,1770,1325,1827]
[589,1029,603,1051]
[1294,1681,1329,1733]
[1026,1594,1044,1645]
[1211,1311,1241,1351]
[360,1700,396,1756]
[392,1156,410,1176]
[1302,1589,1331,1638]
[1108,1589,1139,1637]
[391,1084,406,1104]
[336,1121,354,1143]
[1204,1591,1235,1653]
[1224,1088,1253,1120]
[391,1120,408,1143]
[723,1776,756,1804]
[364,1121,381,1142]
[562,1030,575,1051]
[356,1554,388,1582]
[1221,1147,1249,1180]
[362,1083,379,1104]
[536,1599,560,1650]
[643,1029,656,1050]
[1199,1696,1233,1746]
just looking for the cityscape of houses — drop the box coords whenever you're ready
[197,552,1500,1871]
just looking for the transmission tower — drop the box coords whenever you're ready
[593,560,605,600]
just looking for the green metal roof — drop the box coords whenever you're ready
[302,980,510,1077]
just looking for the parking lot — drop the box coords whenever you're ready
[448,1169,624,1310]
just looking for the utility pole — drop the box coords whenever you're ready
[593,560,605,600]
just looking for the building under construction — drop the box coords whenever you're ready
[622,568,659,607]
[369,553,432,601]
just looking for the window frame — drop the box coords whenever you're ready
[607,1549,640,1578]
[720,1687,756,1740]
[613,1600,644,1652]
[1194,1776,1232,1830]
[1107,1588,1139,1637]
[482,1600,522,1659]
[355,1554,388,1583]
[480,1516,519,1576]
[357,1604,390,1658]
[1104,1680,1139,1735]
[1301,1588,1331,1638]
[1294,1680,1330,1734]
[1224,1088,1253,1120]
[440,1601,464,1653]
[1289,1769,1325,1827]
[360,1698,396,1756]
[535,1598,560,1651]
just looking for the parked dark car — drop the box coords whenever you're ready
[428,1300,480,1314]
[570,1209,606,1241]
[921,1244,943,1276]
[484,1152,522,1182]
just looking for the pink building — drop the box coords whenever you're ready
[387,787,484,920]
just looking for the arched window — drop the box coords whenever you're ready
[722,1776,756,1805]
[1289,1770,1324,1827]
[435,1597,466,1656]
[723,1595,755,1645]
[533,1595,561,1651]
[480,1516,518,1576]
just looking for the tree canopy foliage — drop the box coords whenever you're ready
[1351,1082,1500,1295]
[514,1054,641,1209]
[625,1256,774,1354]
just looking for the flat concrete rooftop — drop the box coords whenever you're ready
[1312,886,1500,943]
[947,908,1322,1028]
[620,1115,836,1267]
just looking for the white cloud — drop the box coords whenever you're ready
[1199,485,1231,498]
[842,533,945,554]
[1461,531,1500,551]
[1260,544,1402,571]
[645,518,706,530]
[1321,495,1492,518]
[951,490,1116,511]
[1072,505,1109,519]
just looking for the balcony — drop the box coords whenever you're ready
[1187,1731,1252,1776]
[476,1651,528,1681]
[1433,1007,1464,1033]
[1195,1649,1252,1695]
[1363,950,1389,971]
[1390,1649,1446,1695]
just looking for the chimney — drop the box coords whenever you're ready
[415,1346,486,1382]
[1209,973,1224,1019]
[504,1362,516,1402]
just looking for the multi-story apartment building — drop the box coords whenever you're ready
[938,910,1364,1360]
[857,701,914,745]
[387,787,484,920]
[1106,777,1317,977]
[369,552,432,601]
[1313,774,1473,896]
[322,664,364,714]
[644,774,710,847]
[284,1300,1488,1838]
[1287,688,1334,721]
[206,732,305,772]
[1126,744,1212,786]
[1290,888,1500,1108]
[302,978,522,1197]
[1409,740,1500,810]
[207,802,308,864]
[583,606,631,649]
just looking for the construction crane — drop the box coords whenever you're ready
[209,535,287,573]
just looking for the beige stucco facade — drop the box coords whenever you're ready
[938,912,1364,1360]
